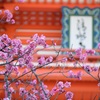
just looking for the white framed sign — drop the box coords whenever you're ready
[70,16,93,49]
[62,7,100,49]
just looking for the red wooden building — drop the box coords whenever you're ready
[0,0,100,99]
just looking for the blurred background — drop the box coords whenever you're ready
[0,0,100,99]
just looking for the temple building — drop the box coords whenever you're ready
[0,0,100,99]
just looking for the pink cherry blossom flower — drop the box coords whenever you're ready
[19,88,27,96]
[83,65,92,73]
[15,80,21,86]
[13,66,19,73]
[46,56,53,63]
[65,91,73,100]
[0,52,7,60]
[79,53,87,61]
[6,18,10,23]
[44,89,50,95]
[76,71,82,80]
[32,34,39,41]
[26,93,37,100]
[41,82,48,89]
[4,10,13,23]
[67,52,74,61]
[92,66,98,72]
[7,12,13,19]
[11,39,22,48]
[0,71,5,75]
[68,70,74,78]
[40,34,46,40]
[57,81,64,89]
[4,10,10,15]
[64,81,71,88]
[3,98,9,100]
[30,79,37,86]
[27,63,35,69]
[50,87,58,96]
[29,42,36,50]
[9,87,15,93]
[11,19,15,24]
[38,56,46,65]
[14,6,19,11]
[86,49,95,55]
[75,48,82,56]
[18,58,25,65]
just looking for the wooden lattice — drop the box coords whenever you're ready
[14,11,62,26]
